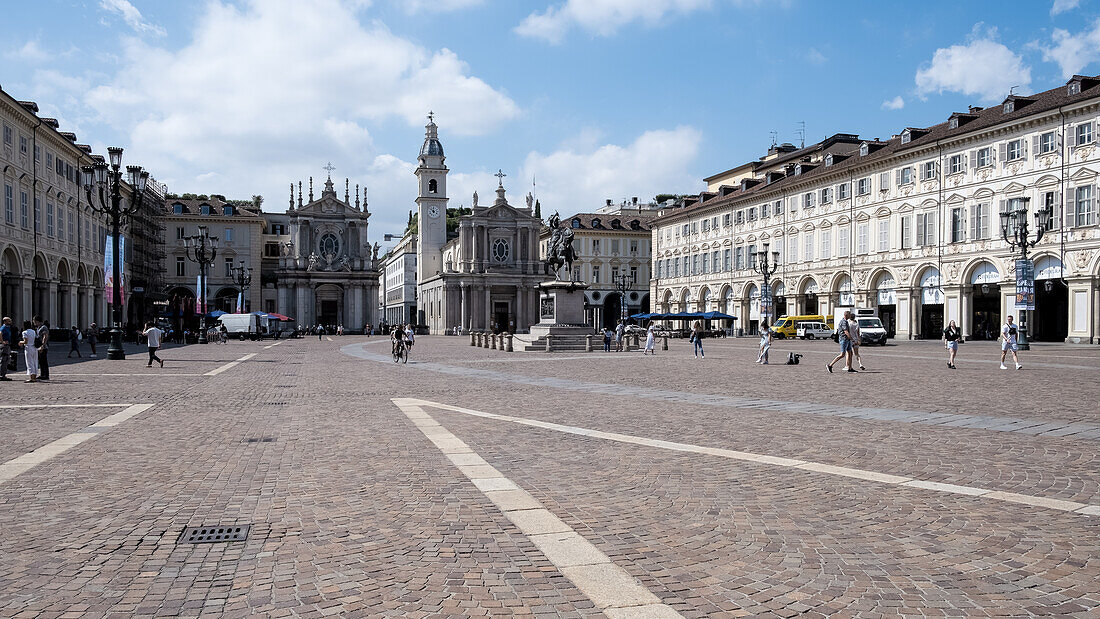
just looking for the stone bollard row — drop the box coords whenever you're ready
[585,334,593,352]
[483,333,491,349]
[470,332,476,346]
[505,333,513,352]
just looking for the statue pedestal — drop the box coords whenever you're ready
[529,281,591,340]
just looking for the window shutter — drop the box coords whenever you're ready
[928,212,937,245]
[1091,122,1098,142]
[1057,130,1063,150]
[1032,135,1040,155]
[916,214,925,246]
[969,150,977,169]
[1055,190,1063,228]
[970,206,978,240]
[1021,139,1028,159]
[895,169,902,186]
[998,142,1007,165]
[1069,125,1078,147]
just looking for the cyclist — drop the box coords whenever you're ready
[392,324,410,361]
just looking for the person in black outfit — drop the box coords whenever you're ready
[943,319,961,369]
[34,316,49,381]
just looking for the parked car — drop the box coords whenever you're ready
[796,322,833,340]
[624,324,647,335]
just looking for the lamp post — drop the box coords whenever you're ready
[999,196,1052,351]
[184,225,218,344]
[615,272,629,325]
[231,261,252,313]
[753,242,781,326]
[81,148,149,360]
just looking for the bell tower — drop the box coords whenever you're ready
[415,112,448,282]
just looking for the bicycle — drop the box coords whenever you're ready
[392,340,407,364]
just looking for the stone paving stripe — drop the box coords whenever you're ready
[604,604,686,619]
[51,373,205,377]
[392,398,684,617]
[345,343,1100,441]
[204,353,257,376]
[0,403,155,486]
[262,341,285,349]
[0,403,131,409]
[406,398,1100,519]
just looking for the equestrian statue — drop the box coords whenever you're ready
[544,212,577,280]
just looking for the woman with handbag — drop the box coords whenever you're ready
[690,320,705,359]
[943,320,961,369]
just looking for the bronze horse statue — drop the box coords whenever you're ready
[544,212,577,280]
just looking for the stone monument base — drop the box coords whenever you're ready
[522,281,593,351]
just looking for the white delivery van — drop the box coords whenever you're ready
[217,313,260,339]
[832,307,889,345]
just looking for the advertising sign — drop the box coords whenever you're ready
[104,235,126,305]
[196,275,208,314]
[1015,259,1035,311]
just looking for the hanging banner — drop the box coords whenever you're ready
[760,283,772,315]
[104,235,126,305]
[1015,259,1035,311]
[196,275,208,314]
[236,291,244,313]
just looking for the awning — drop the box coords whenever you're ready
[630,312,736,321]
[265,312,294,321]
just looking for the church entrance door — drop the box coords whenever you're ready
[493,302,510,333]
[315,284,343,327]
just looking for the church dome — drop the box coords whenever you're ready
[420,136,444,157]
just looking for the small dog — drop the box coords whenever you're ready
[786,352,803,365]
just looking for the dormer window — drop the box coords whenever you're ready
[172,203,184,214]
[591,217,602,228]
[571,217,581,228]
[200,204,212,215]
[794,165,802,175]
[901,130,911,144]
[1003,101,1014,114]
[1069,81,1082,95]
[859,143,869,156]
[223,205,234,216]
[825,154,834,166]
[949,117,959,129]
[611,218,621,229]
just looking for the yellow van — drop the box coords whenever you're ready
[769,314,833,339]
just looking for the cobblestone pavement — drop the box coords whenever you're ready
[0,336,1097,617]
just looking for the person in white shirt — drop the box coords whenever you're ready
[142,321,165,368]
[404,324,415,349]
[849,316,866,371]
[1000,315,1021,370]
[21,320,38,382]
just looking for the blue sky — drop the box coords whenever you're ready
[3,0,1100,238]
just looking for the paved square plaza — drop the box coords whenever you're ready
[1,336,1098,618]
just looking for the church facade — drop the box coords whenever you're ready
[273,174,380,330]
[414,118,545,334]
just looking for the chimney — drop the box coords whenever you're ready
[631,196,638,205]
[605,199,612,206]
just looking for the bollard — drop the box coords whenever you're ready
[470,332,476,346]
[545,335,552,352]
[633,334,640,348]
[662,336,668,351]
[484,333,491,349]
[505,333,513,352]
[474,332,481,347]
[585,334,593,352]
[493,333,499,350]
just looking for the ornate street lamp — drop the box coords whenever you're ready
[999,196,1052,351]
[81,148,149,360]
[615,272,630,325]
[753,242,781,325]
[184,225,218,344]
[231,260,252,313]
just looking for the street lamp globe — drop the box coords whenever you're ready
[108,146,123,168]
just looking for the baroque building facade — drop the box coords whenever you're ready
[1,86,115,331]
[652,76,1100,343]
[414,117,545,334]
[539,203,656,330]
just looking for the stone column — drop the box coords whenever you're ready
[47,280,59,325]
[20,277,32,323]
[460,284,468,333]
[296,283,310,326]
[483,286,491,331]
[515,287,524,332]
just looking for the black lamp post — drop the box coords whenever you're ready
[615,272,629,325]
[753,242,781,325]
[81,148,149,360]
[231,260,252,313]
[999,196,1052,351]
[184,225,218,344]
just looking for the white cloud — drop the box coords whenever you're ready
[517,126,702,212]
[77,0,519,236]
[98,0,166,36]
[806,48,827,65]
[516,0,714,44]
[882,96,905,110]
[1052,0,1080,15]
[8,40,50,62]
[1041,19,1100,78]
[915,26,1030,103]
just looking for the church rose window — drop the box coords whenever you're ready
[320,233,340,257]
[492,238,509,262]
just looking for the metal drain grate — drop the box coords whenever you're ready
[243,437,276,443]
[264,402,288,406]
[179,525,250,544]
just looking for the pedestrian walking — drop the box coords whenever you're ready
[316,324,325,340]
[1000,315,1022,370]
[943,320,961,369]
[142,321,165,367]
[756,321,772,364]
[404,324,415,349]
[849,314,866,371]
[0,316,13,381]
[827,311,856,373]
[21,320,38,383]
[34,316,49,381]
[68,326,83,358]
[643,324,657,355]
[614,321,625,352]
[602,327,612,352]
[690,320,705,358]
[87,323,98,357]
